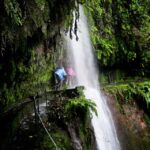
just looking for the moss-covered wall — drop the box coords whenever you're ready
[85,0,150,77]
[0,0,82,111]
[103,81,150,116]
[1,87,97,150]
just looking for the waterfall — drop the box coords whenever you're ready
[64,6,121,150]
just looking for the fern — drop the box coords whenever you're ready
[65,92,97,122]
[4,0,23,25]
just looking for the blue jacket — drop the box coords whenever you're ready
[55,67,67,80]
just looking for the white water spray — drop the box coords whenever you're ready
[65,6,120,150]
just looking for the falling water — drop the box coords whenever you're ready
[64,6,121,150]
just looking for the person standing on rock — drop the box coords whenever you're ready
[54,65,67,90]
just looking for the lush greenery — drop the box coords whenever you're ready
[103,81,150,114]
[65,89,97,123]
[46,89,97,150]
[1,0,149,112]
[0,0,150,148]
[0,0,82,111]
[86,0,150,76]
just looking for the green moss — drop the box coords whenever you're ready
[0,0,82,110]
[86,0,150,76]
[41,128,72,150]
[103,81,150,107]
[45,88,96,149]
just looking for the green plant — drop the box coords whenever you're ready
[65,92,97,124]
[4,0,23,25]
[86,0,150,76]
[104,82,150,108]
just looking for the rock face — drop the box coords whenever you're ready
[0,0,80,111]
[67,123,83,150]
[104,92,150,150]
[46,86,96,150]
[0,87,96,150]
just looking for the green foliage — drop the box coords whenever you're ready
[141,51,150,69]
[41,130,71,150]
[65,91,97,123]
[86,0,150,75]
[35,0,46,10]
[4,0,23,25]
[0,0,82,109]
[137,83,150,107]
[65,97,97,116]
[127,51,137,61]
[104,82,150,107]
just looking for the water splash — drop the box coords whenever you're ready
[64,6,120,150]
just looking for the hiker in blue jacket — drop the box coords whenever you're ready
[54,66,67,90]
